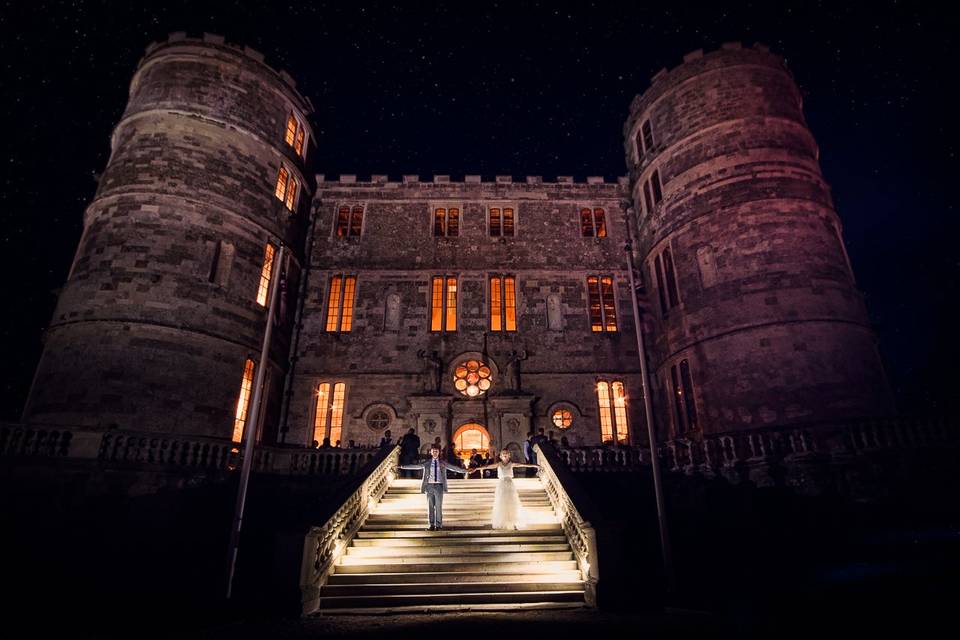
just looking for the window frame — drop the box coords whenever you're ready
[596,378,630,444]
[669,359,699,436]
[488,274,518,332]
[586,274,619,333]
[488,203,517,238]
[431,202,463,238]
[579,206,608,238]
[312,380,348,446]
[334,203,366,238]
[274,163,299,212]
[325,273,358,333]
[283,111,309,160]
[429,274,459,332]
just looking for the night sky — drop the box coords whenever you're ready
[1,2,956,420]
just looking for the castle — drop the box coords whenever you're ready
[17,33,897,491]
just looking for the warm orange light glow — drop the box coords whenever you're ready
[445,278,457,330]
[597,381,613,443]
[600,276,617,331]
[504,276,517,331]
[593,208,607,238]
[453,359,492,397]
[430,277,444,331]
[587,276,603,332]
[256,243,275,307]
[326,276,343,331]
[490,207,501,237]
[490,276,502,331]
[588,275,617,332]
[612,381,629,443]
[275,166,288,201]
[232,359,255,443]
[552,408,573,429]
[580,208,594,237]
[453,423,490,456]
[447,208,459,236]
[285,176,298,210]
[294,126,305,156]
[329,382,345,446]
[503,207,515,236]
[433,208,446,236]
[336,206,350,237]
[314,382,330,444]
[340,276,356,331]
[285,115,297,146]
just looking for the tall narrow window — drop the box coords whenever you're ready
[635,129,645,158]
[641,119,654,152]
[643,181,654,214]
[274,164,298,211]
[580,208,608,238]
[430,276,457,332]
[433,207,460,237]
[679,359,698,432]
[587,275,617,332]
[490,207,515,237]
[256,243,276,307]
[653,254,668,314]
[313,382,347,446]
[336,205,364,237]
[490,208,501,237]
[662,246,679,307]
[502,207,515,236]
[489,275,517,332]
[596,379,629,444]
[232,359,255,443]
[651,170,663,204]
[670,360,698,435]
[325,275,357,332]
[284,113,307,159]
[611,381,629,443]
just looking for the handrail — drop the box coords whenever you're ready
[535,441,601,607]
[299,445,399,615]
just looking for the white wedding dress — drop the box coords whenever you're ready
[491,461,525,530]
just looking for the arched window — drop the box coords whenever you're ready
[596,380,629,444]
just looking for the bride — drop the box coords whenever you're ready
[477,448,541,530]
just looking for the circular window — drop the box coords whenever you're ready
[453,359,492,397]
[367,410,390,430]
[552,408,573,429]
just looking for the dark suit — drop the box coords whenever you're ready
[398,458,469,527]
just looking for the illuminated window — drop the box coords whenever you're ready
[641,119,654,152]
[274,164,298,211]
[586,275,618,332]
[670,360,699,435]
[490,207,515,237]
[651,245,680,316]
[453,359,492,397]
[325,275,357,332]
[232,358,255,443]
[256,243,276,307]
[551,408,573,429]
[284,113,307,158]
[596,380,629,444]
[579,207,607,238]
[489,275,517,332]
[313,382,347,446]
[430,276,457,332]
[651,170,663,205]
[336,205,364,237]
[433,207,460,237]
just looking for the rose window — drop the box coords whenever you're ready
[453,360,492,397]
[552,408,573,429]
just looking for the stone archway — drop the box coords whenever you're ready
[452,422,491,465]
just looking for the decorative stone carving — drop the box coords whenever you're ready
[384,293,401,330]
[547,294,563,330]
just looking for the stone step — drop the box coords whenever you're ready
[346,543,571,557]
[356,526,563,539]
[338,551,574,566]
[359,523,563,532]
[333,559,578,575]
[321,581,585,597]
[328,570,584,585]
[318,589,586,610]
[351,535,568,547]
[318,601,586,615]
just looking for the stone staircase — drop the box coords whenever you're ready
[317,477,587,613]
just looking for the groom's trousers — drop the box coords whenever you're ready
[425,483,444,527]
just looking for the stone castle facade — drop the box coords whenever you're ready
[19,33,893,467]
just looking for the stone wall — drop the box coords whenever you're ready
[623,43,893,438]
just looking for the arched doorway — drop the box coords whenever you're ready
[452,423,491,466]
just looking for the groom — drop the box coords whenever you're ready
[398,443,469,530]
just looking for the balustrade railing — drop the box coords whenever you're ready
[299,445,399,615]
[535,442,600,607]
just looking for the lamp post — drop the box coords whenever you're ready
[624,239,676,593]
[226,244,285,599]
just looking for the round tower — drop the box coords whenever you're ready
[624,43,892,439]
[22,32,314,442]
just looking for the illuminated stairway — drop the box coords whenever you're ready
[318,477,587,613]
